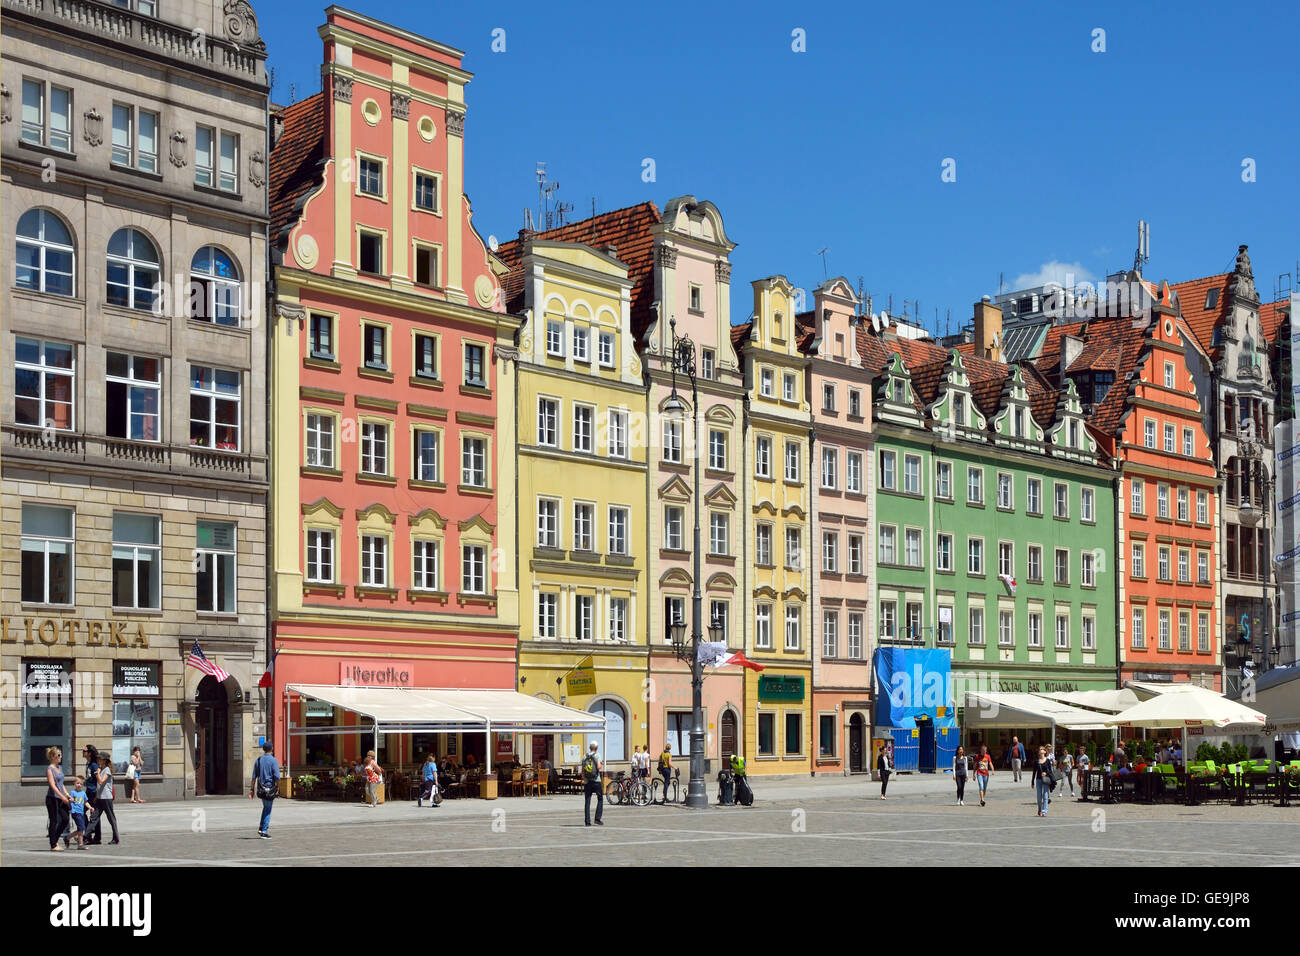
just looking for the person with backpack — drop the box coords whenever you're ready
[657,744,673,803]
[249,741,280,839]
[582,742,603,826]
[975,744,994,807]
[953,746,969,805]
[1035,746,1053,816]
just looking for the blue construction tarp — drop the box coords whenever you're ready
[873,647,957,729]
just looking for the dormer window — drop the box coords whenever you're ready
[1205,288,1220,310]
[1013,407,1024,438]
[953,393,965,425]
[1069,419,1079,448]
[774,313,783,339]
[892,380,905,404]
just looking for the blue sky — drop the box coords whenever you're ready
[260,0,1299,334]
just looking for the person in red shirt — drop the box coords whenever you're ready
[975,744,995,807]
[363,751,383,808]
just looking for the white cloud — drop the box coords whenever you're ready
[1011,260,1097,291]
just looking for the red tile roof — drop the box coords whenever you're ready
[1170,273,1231,357]
[495,202,662,331]
[269,94,327,249]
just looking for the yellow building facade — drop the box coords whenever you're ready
[506,240,649,772]
[735,277,813,774]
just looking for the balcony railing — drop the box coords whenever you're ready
[4,425,264,481]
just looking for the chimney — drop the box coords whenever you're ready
[974,295,1002,362]
[602,243,618,259]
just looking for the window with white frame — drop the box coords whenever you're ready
[664,506,684,550]
[1182,427,1194,458]
[823,383,836,412]
[413,429,438,482]
[1055,614,1070,649]
[760,368,774,397]
[709,601,729,641]
[1177,549,1189,583]
[879,525,897,564]
[189,365,240,451]
[1157,484,1169,519]
[1177,487,1189,521]
[112,512,160,609]
[21,78,72,151]
[575,595,594,640]
[967,537,984,575]
[1028,544,1042,582]
[1178,610,1191,651]
[1163,423,1175,453]
[413,539,439,591]
[537,593,558,638]
[306,529,334,583]
[848,534,863,574]
[194,126,239,192]
[608,507,628,555]
[463,343,487,387]
[904,455,921,495]
[998,473,1013,510]
[1054,482,1069,518]
[1131,542,1145,578]
[16,208,75,296]
[106,228,160,312]
[112,103,158,172]
[546,320,564,357]
[847,452,862,493]
[700,348,714,380]
[360,535,388,587]
[1158,546,1170,581]
[1197,612,1209,652]
[783,373,796,402]
[823,532,838,572]
[786,528,803,570]
[1054,548,1069,585]
[190,246,242,326]
[598,332,615,368]
[1158,609,1171,650]
[610,597,628,642]
[879,451,896,490]
[756,523,772,566]
[905,528,922,567]
[1163,361,1175,389]
[967,466,983,504]
[414,333,438,379]
[936,533,952,571]
[196,521,236,613]
[848,613,864,658]
[1196,491,1208,524]
[461,545,487,594]
[880,601,897,642]
[755,604,772,649]
[998,541,1014,578]
[1081,487,1095,522]
[785,442,801,482]
[822,447,838,489]
[998,610,1014,647]
[461,436,487,486]
[540,497,565,547]
[662,418,682,463]
[105,351,160,442]
[785,606,802,650]
[21,504,74,605]
[573,404,594,454]
[607,409,628,458]
[574,503,595,552]
[1131,477,1145,515]
[664,597,686,642]
[1082,616,1096,651]
[572,325,590,363]
[823,611,839,658]
[1028,612,1043,648]
[968,607,985,645]
[414,171,439,212]
[756,436,771,478]
[709,512,729,556]
[359,422,388,475]
[1027,478,1041,515]
[1144,419,1156,448]
[538,398,559,447]
[709,430,728,471]
[1082,551,1095,586]
[1132,607,1146,649]
[362,323,388,370]
[1197,551,1209,584]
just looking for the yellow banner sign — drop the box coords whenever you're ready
[566,655,596,696]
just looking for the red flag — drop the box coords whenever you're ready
[723,651,765,672]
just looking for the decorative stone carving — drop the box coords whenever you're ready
[495,344,520,365]
[83,107,103,146]
[657,245,677,268]
[473,274,497,308]
[1229,244,1259,303]
[223,0,265,50]
[275,302,307,321]
[445,109,465,137]
[1,84,10,125]
[294,234,319,270]
[714,260,731,283]
[330,73,353,104]
[249,150,265,188]
[391,93,411,121]
[169,131,188,168]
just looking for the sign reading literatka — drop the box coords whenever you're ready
[340,661,413,687]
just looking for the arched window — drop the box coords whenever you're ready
[16,209,74,296]
[190,246,242,326]
[107,228,160,311]
[587,698,626,763]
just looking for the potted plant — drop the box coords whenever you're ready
[295,774,320,799]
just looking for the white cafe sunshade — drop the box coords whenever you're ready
[1104,691,1267,730]
[963,691,1115,731]
[1033,688,1140,714]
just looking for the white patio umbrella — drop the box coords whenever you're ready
[1104,692,1267,762]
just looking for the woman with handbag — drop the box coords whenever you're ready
[1035,746,1053,817]
[953,746,969,806]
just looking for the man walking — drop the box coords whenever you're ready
[582,742,604,826]
[1010,736,1025,783]
[249,741,280,839]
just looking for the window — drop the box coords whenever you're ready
[756,437,771,478]
[195,521,236,613]
[361,323,388,370]
[847,452,862,493]
[967,467,983,504]
[111,103,157,172]
[756,524,773,566]
[598,332,616,368]
[708,513,728,556]
[1028,612,1043,648]
[111,659,160,776]
[1053,483,1069,518]
[662,418,682,463]
[756,605,772,649]
[879,526,897,564]
[106,228,160,312]
[1158,546,1170,581]
[608,507,629,555]
[874,601,896,642]
[823,611,839,658]
[610,598,629,642]
[1144,420,1156,448]
[823,383,836,412]
[1164,361,1175,389]
[1163,423,1175,453]
[819,713,836,758]
[689,284,703,312]
[849,389,862,417]
[537,593,558,638]
[1015,408,1026,438]
[968,607,985,645]
[664,506,684,551]
[358,231,383,275]
[406,427,438,482]
[1157,485,1169,519]
[1131,543,1145,578]
[785,442,801,482]
[461,436,487,487]
[575,595,594,640]
[538,398,559,447]
[848,534,863,574]
[1082,616,1096,651]
[572,326,589,363]
[302,414,336,470]
[1132,607,1146,649]
[412,333,439,380]
[1197,552,1209,584]
[1081,487,1094,522]
[997,473,1013,510]
[216,130,238,191]
[953,393,966,424]
[414,172,438,212]
[936,533,953,571]
[1158,610,1171,650]
[822,532,838,572]
[538,496,559,548]
[1177,487,1189,522]
[937,609,953,645]
[112,512,160,609]
[1197,491,1208,524]
[936,461,953,500]
[968,537,984,575]
[760,369,774,397]
[1055,614,1070,650]
[1177,549,1190,583]
[999,610,1014,647]
[904,455,921,495]
[758,712,775,756]
[879,451,896,490]
[463,343,487,387]
[999,542,1014,578]
[1028,544,1042,582]
[905,529,922,567]
[21,78,72,151]
[1182,427,1194,458]
[189,246,241,326]
[783,373,796,402]
[607,410,628,458]
[414,244,440,287]
[571,405,594,454]
[16,208,74,296]
[15,338,76,432]
[848,614,864,658]
[822,448,838,489]
[1081,551,1095,586]
[785,713,803,756]
[310,314,335,360]
[786,528,803,570]
[21,504,74,605]
[1054,548,1069,585]
[905,604,921,643]
[359,422,388,475]
[785,606,802,650]
[461,545,487,594]
[710,430,728,471]
[663,597,686,642]
[1131,478,1144,515]
[701,348,715,379]
[1198,613,1210,652]
[358,157,383,197]
[194,125,216,188]
[306,529,334,583]
[189,365,240,451]
[1178,611,1191,651]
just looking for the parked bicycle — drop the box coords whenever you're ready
[652,767,685,804]
[606,770,651,807]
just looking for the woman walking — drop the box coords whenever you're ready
[877,742,894,799]
[364,751,383,807]
[1058,745,1075,798]
[95,753,120,844]
[1034,746,1052,816]
[45,747,71,852]
[82,744,101,844]
[128,746,146,803]
[976,744,994,806]
[953,746,969,805]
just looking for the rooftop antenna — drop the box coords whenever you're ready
[289,82,296,104]
[856,275,865,317]
[1133,219,1150,275]
[998,272,1005,295]
[817,247,830,282]
[534,162,573,230]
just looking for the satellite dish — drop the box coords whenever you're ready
[870,313,881,333]
[488,235,499,252]
[880,310,891,328]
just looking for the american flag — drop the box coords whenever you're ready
[186,640,230,682]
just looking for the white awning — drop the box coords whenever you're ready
[1123,680,1220,701]
[963,692,1116,731]
[1033,688,1140,714]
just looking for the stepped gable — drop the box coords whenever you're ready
[269,93,327,250]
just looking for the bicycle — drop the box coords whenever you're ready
[606,770,651,807]
[652,767,684,805]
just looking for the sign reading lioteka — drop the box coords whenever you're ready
[2,617,149,648]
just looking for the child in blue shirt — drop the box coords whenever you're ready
[69,776,89,849]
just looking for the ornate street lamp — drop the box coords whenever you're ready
[664,315,709,809]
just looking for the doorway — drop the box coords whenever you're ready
[721,709,738,762]
[917,715,936,773]
[196,675,231,795]
[849,713,865,773]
